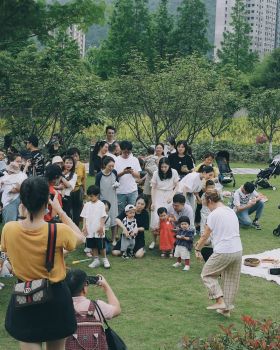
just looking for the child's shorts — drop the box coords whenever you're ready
[174,245,190,260]
[86,238,105,250]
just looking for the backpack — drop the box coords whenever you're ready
[65,301,108,350]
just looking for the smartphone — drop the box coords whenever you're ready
[125,167,132,170]
[50,194,55,201]
[87,276,100,285]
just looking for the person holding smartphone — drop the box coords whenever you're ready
[114,141,141,214]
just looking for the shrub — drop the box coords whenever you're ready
[177,316,280,350]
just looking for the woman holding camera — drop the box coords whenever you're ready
[1,176,85,350]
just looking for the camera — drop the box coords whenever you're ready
[87,275,100,285]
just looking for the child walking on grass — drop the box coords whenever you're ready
[157,207,175,258]
[173,216,194,271]
[81,185,110,269]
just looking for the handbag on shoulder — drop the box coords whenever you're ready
[13,223,57,308]
[94,301,128,350]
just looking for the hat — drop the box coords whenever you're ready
[125,204,136,212]
[65,269,87,297]
[52,156,63,164]
[25,135,39,147]
[6,162,20,174]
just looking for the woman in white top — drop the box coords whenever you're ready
[55,156,77,218]
[195,190,242,317]
[149,157,179,249]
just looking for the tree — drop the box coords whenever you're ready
[217,0,258,73]
[247,89,280,159]
[172,0,210,57]
[152,0,174,59]
[0,0,105,51]
[105,55,218,147]
[91,0,154,78]
[250,48,280,89]
[0,33,104,149]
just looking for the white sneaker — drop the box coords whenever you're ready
[183,265,190,271]
[88,259,101,268]
[84,247,91,253]
[103,258,111,269]
[173,262,182,268]
[149,241,155,250]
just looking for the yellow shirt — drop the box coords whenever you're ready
[74,161,86,192]
[195,162,219,178]
[1,222,77,283]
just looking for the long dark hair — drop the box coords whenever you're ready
[158,157,172,180]
[92,141,108,158]
[20,177,49,221]
[63,156,75,180]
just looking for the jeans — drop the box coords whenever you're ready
[117,190,138,214]
[236,201,264,226]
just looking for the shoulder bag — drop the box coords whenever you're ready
[13,223,57,308]
[94,301,128,350]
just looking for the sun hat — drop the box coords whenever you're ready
[52,156,63,164]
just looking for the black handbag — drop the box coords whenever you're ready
[13,223,57,308]
[94,301,128,350]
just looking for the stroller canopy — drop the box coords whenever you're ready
[216,150,232,173]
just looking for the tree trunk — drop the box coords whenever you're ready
[269,140,273,160]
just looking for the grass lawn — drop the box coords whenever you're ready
[0,168,280,349]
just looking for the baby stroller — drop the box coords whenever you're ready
[215,150,236,187]
[254,154,280,190]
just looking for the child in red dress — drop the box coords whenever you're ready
[157,207,175,258]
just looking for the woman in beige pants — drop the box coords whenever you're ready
[195,190,243,317]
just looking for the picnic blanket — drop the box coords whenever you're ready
[241,249,280,286]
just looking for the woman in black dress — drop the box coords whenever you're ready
[168,140,194,179]
[92,141,109,174]
[112,195,149,258]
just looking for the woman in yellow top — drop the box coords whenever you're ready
[1,176,85,350]
[67,148,86,226]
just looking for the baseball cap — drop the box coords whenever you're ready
[52,156,63,164]
[25,135,39,147]
[125,204,136,212]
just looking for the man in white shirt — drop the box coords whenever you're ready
[233,182,267,230]
[114,141,141,214]
[166,193,195,230]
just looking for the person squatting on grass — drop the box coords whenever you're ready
[195,190,243,318]
[172,216,194,271]
[81,185,111,269]
[1,176,85,350]
[233,181,267,230]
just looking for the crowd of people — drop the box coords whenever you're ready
[0,126,268,349]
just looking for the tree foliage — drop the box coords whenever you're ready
[172,0,210,56]
[0,33,104,149]
[217,0,258,73]
[247,89,280,158]
[0,0,105,51]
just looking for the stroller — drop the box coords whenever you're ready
[272,204,280,237]
[254,154,280,190]
[215,150,236,187]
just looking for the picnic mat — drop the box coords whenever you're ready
[241,249,280,286]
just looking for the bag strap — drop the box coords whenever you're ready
[93,301,110,329]
[45,223,57,272]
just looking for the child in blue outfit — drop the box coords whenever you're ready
[173,216,194,271]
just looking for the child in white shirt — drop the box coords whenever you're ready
[81,185,110,269]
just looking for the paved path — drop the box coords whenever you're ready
[232,168,260,175]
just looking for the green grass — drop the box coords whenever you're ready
[231,161,267,169]
[1,170,280,350]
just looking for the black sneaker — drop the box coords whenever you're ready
[252,220,261,230]
[122,253,129,259]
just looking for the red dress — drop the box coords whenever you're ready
[44,185,62,222]
[159,219,175,251]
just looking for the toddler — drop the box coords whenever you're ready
[81,185,110,269]
[173,216,194,271]
[157,207,175,258]
[116,204,138,259]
